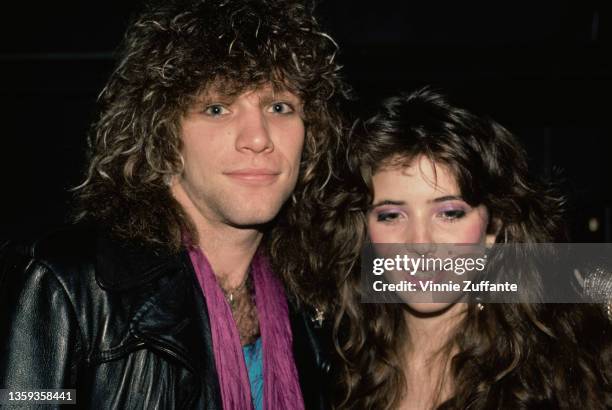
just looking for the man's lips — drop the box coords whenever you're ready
[224,169,281,184]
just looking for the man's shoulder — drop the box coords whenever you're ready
[30,223,97,263]
[0,224,99,291]
[5,224,184,291]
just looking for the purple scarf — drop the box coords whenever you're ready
[188,245,305,410]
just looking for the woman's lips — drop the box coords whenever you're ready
[403,270,446,284]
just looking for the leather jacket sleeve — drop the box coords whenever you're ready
[0,243,83,393]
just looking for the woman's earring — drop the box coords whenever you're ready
[475,295,485,311]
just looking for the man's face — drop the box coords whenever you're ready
[172,84,305,229]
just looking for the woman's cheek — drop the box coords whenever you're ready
[368,225,385,243]
[455,211,489,243]
[368,222,399,244]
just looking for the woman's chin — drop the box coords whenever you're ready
[405,302,460,316]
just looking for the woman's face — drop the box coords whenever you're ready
[367,155,497,313]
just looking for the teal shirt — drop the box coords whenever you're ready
[243,337,264,410]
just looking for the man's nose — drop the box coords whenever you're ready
[235,109,273,153]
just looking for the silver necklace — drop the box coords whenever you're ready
[221,271,251,308]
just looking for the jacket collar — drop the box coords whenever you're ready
[94,230,184,291]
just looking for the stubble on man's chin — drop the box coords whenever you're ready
[222,205,285,232]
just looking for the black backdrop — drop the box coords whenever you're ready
[1,0,610,242]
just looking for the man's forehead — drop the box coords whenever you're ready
[199,81,300,100]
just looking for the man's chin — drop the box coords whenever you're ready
[224,207,283,229]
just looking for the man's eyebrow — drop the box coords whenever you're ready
[260,90,301,102]
[198,92,234,103]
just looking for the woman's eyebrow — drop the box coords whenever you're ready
[371,199,405,208]
[429,195,463,203]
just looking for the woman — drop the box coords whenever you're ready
[334,88,612,409]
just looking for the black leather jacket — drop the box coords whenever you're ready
[0,226,331,409]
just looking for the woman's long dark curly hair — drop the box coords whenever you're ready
[334,88,612,409]
[74,0,352,308]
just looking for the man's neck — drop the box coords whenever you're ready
[171,183,263,289]
[196,221,262,289]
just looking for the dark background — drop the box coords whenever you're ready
[0,0,610,242]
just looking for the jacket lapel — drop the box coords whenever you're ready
[290,303,333,410]
[94,231,223,409]
[93,230,329,409]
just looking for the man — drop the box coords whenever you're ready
[0,0,348,408]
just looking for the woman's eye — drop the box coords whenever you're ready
[377,212,401,223]
[268,102,294,114]
[439,209,466,221]
[204,104,229,116]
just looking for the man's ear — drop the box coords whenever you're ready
[486,217,502,246]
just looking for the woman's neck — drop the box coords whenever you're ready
[399,303,467,410]
[403,303,466,356]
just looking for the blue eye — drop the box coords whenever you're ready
[268,102,294,114]
[204,104,229,116]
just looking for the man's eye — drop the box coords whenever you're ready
[204,104,229,116]
[268,102,294,114]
